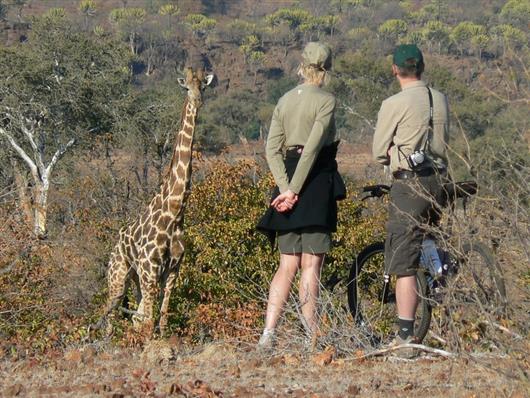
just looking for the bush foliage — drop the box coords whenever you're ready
[167,159,386,340]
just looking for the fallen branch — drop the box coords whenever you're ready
[350,343,457,360]
[482,321,524,340]
[428,330,448,345]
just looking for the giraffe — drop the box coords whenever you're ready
[97,67,214,336]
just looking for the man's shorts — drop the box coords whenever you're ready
[384,174,446,276]
[278,227,331,254]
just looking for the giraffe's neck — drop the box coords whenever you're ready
[163,98,197,213]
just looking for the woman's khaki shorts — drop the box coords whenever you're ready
[278,227,331,254]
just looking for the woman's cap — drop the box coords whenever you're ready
[302,42,332,70]
[393,44,424,67]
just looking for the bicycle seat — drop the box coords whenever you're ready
[444,181,477,202]
[362,184,391,200]
[454,181,478,197]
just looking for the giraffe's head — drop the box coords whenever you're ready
[177,67,214,109]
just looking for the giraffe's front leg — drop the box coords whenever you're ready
[159,231,185,334]
[131,271,144,327]
[159,259,183,334]
[135,257,158,336]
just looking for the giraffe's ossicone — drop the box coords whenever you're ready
[96,67,214,337]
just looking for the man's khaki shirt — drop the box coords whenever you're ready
[372,80,449,173]
[266,83,336,194]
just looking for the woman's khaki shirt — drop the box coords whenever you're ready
[266,83,336,194]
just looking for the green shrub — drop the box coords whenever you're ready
[168,159,386,340]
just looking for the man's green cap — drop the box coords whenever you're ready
[393,44,424,67]
[302,42,332,70]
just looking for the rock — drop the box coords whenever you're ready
[312,346,336,366]
[227,364,241,378]
[347,384,361,396]
[81,346,97,364]
[141,339,176,364]
[283,354,300,366]
[403,382,414,391]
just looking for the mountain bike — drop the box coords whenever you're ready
[346,182,507,346]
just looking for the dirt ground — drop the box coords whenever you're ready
[1,339,527,398]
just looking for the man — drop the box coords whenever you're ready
[372,44,449,355]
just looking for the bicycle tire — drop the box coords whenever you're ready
[444,241,507,316]
[347,242,432,345]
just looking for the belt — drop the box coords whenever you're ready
[393,168,442,179]
[286,145,304,155]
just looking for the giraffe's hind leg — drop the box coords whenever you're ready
[131,270,142,304]
[95,249,129,336]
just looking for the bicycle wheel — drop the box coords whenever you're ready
[347,242,432,346]
[444,241,506,318]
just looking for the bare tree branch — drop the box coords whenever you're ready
[341,104,375,130]
[0,127,38,177]
[20,121,38,155]
[478,80,530,105]
[45,137,76,176]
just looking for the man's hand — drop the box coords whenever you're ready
[271,189,298,213]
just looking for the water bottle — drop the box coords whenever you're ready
[420,238,443,276]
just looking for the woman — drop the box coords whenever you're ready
[257,42,345,349]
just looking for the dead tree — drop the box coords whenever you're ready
[0,114,75,239]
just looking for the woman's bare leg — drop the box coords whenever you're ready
[299,253,325,334]
[264,253,301,331]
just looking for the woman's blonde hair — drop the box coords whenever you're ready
[297,63,329,86]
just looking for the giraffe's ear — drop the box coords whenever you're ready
[204,74,214,86]
[177,78,187,88]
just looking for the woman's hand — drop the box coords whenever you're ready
[271,190,298,213]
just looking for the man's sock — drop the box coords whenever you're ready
[398,317,414,339]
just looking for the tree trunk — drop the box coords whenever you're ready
[10,157,33,228]
[33,178,49,239]
[129,32,136,55]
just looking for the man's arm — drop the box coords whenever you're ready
[429,93,450,165]
[372,99,397,166]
